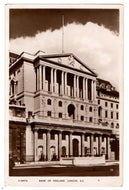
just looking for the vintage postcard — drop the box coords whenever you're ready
[5,4,123,187]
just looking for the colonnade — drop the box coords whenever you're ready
[36,65,96,101]
[33,128,111,161]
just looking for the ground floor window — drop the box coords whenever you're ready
[62,146,66,157]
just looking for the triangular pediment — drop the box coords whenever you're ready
[40,53,97,76]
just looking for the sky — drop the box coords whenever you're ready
[9,9,121,90]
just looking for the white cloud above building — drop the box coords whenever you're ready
[10,22,121,90]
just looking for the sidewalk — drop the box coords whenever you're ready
[13,160,119,169]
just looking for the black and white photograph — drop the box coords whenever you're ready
[6,4,123,187]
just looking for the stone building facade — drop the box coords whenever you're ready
[96,78,119,160]
[9,51,119,163]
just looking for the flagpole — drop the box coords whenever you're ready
[62,15,64,54]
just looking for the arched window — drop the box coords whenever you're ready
[47,111,51,117]
[98,106,102,117]
[89,106,92,112]
[111,122,114,128]
[47,99,51,105]
[37,146,44,161]
[106,122,109,126]
[80,105,84,110]
[58,101,62,107]
[81,116,84,121]
[116,123,119,128]
[62,146,66,157]
[68,104,75,120]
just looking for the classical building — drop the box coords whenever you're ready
[9,51,119,164]
[96,78,119,160]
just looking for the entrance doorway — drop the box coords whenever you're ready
[110,138,119,160]
[73,139,79,157]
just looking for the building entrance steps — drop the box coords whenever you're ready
[60,157,73,165]
[60,155,106,166]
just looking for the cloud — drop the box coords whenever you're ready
[10,22,121,90]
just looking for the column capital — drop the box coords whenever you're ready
[26,124,31,129]
[58,130,62,134]
[90,132,95,136]
[81,133,85,138]
[81,131,86,135]
[69,131,73,134]
[33,128,38,132]
[47,129,51,133]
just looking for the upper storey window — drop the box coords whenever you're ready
[111,122,114,128]
[59,112,62,118]
[89,106,92,112]
[80,105,84,110]
[97,91,100,96]
[89,117,93,122]
[116,123,119,128]
[111,111,113,119]
[47,99,51,105]
[116,112,119,120]
[105,110,108,118]
[47,111,51,117]
[81,116,84,121]
[105,102,108,107]
[116,104,119,109]
[59,101,62,107]
[111,103,113,108]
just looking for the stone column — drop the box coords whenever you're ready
[83,77,85,99]
[90,134,94,156]
[77,76,79,98]
[10,81,12,96]
[65,72,67,95]
[39,65,42,90]
[64,101,68,119]
[69,132,72,157]
[34,129,38,162]
[14,81,17,95]
[43,65,46,91]
[85,78,88,100]
[61,71,64,95]
[36,67,39,90]
[46,130,51,161]
[76,103,79,121]
[106,136,111,160]
[37,66,39,91]
[58,131,62,160]
[98,135,102,156]
[91,80,94,101]
[81,133,85,156]
[51,68,53,93]
[74,75,76,97]
[92,80,96,102]
[26,125,33,162]
[54,69,57,93]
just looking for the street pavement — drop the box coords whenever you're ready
[10,164,119,176]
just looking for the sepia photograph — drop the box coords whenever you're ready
[5,4,123,187]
